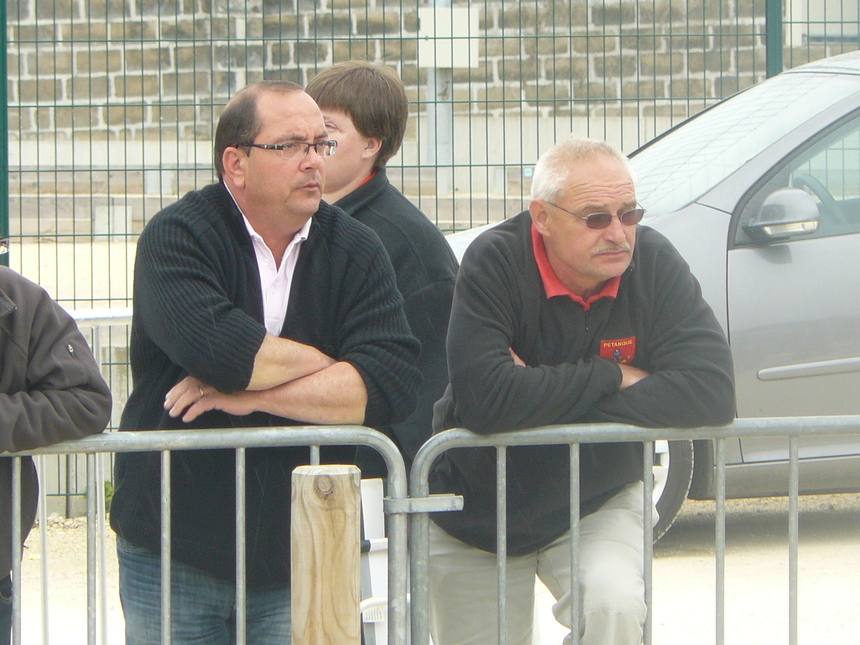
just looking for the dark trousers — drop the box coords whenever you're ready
[0,573,11,645]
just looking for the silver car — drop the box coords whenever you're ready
[446,50,860,538]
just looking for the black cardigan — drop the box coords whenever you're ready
[111,182,420,584]
[430,211,735,555]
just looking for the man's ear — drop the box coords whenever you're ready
[362,137,383,162]
[530,199,550,236]
[222,147,247,187]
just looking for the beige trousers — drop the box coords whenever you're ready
[428,482,652,645]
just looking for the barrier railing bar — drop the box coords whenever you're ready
[496,445,507,645]
[95,455,108,645]
[36,455,49,645]
[789,437,799,645]
[236,447,247,645]
[643,441,654,645]
[160,450,172,645]
[85,453,96,645]
[569,443,581,645]
[715,438,726,645]
[11,457,21,645]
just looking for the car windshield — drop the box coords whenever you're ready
[630,71,860,215]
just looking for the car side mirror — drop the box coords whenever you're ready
[742,188,820,242]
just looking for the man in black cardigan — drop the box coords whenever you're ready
[427,138,735,645]
[110,82,420,644]
[306,61,458,476]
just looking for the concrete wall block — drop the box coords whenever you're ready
[160,71,212,98]
[713,23,761,48]
[330,39,376,63]
[573,80,618,100]
[482,36,522,58]
[735,0,766,19]
[313,13,353,36]
[116,74,161,99]
[670,77,709,99]
[110,20,158,40]
[12,24,57,44]
[498,60,539,82]
[380,38,418,62]
[622,79,666,99]
[55,106,104,132]
[35,51,74,76]
[591,2,638,26]
[500,5,539,30]
[356,10,402,36]
[620,31,663,52]
[263,14,301,37]
[161,18,205,40]
[639,1,688,24]
[639,52,685,76]
[571,34,619,55]
[549,56,590,81]
[17,78,65,104]
[70,75,110,101]
[75,49,124,75]
[106,104,146,127]
[688,49,733,74]
[476,85,522,111]
[35,0,76,19]
[523,35,568,57]
[125,47,172,73]
[737,48,766,73]
[688,0,735,21]
[453,62,492,84]
[524,81,572,106]
[294,40,330,64]
[329,0,364,9]
[87,0,135,20]
[269,43,295,68]
[594,54,638,78]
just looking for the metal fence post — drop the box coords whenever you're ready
[765,0,784,77]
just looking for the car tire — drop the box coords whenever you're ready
[652,439,694,541]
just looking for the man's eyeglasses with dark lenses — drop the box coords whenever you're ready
[238,140,338,160]
[545,201,645,230]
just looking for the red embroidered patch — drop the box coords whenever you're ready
[600,337,636,364]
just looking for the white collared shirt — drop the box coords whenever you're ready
[225,185,311,335]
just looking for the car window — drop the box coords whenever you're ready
[631,73,860,217]
[736,110,860,244]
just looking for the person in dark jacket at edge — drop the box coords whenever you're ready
[305,60,459,477]
[427,138,735,645]
[109,81,420,644]
[0,265,112,645]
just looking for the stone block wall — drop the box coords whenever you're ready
[4,0,858,239]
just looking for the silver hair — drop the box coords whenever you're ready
[530,138,635,203]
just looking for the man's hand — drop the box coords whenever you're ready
[510,348,526,366]
[165,376,257,423]
[618,364,649,389]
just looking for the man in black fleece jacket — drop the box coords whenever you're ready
[427,138,735,645]
[110,82,420,644]
[305,61,458,476]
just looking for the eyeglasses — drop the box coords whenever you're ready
[238,140,338,159]
[545,201,645,229]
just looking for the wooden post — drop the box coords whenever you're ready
[291,465,362,645]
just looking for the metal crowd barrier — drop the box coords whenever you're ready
[7,309,860,644]
[409,416,860,645]
[7,426,410,645]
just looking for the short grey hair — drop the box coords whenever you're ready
[530,138,634,203]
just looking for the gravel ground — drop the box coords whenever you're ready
[18,494,860,644]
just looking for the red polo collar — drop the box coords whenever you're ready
[531,222,620,311]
